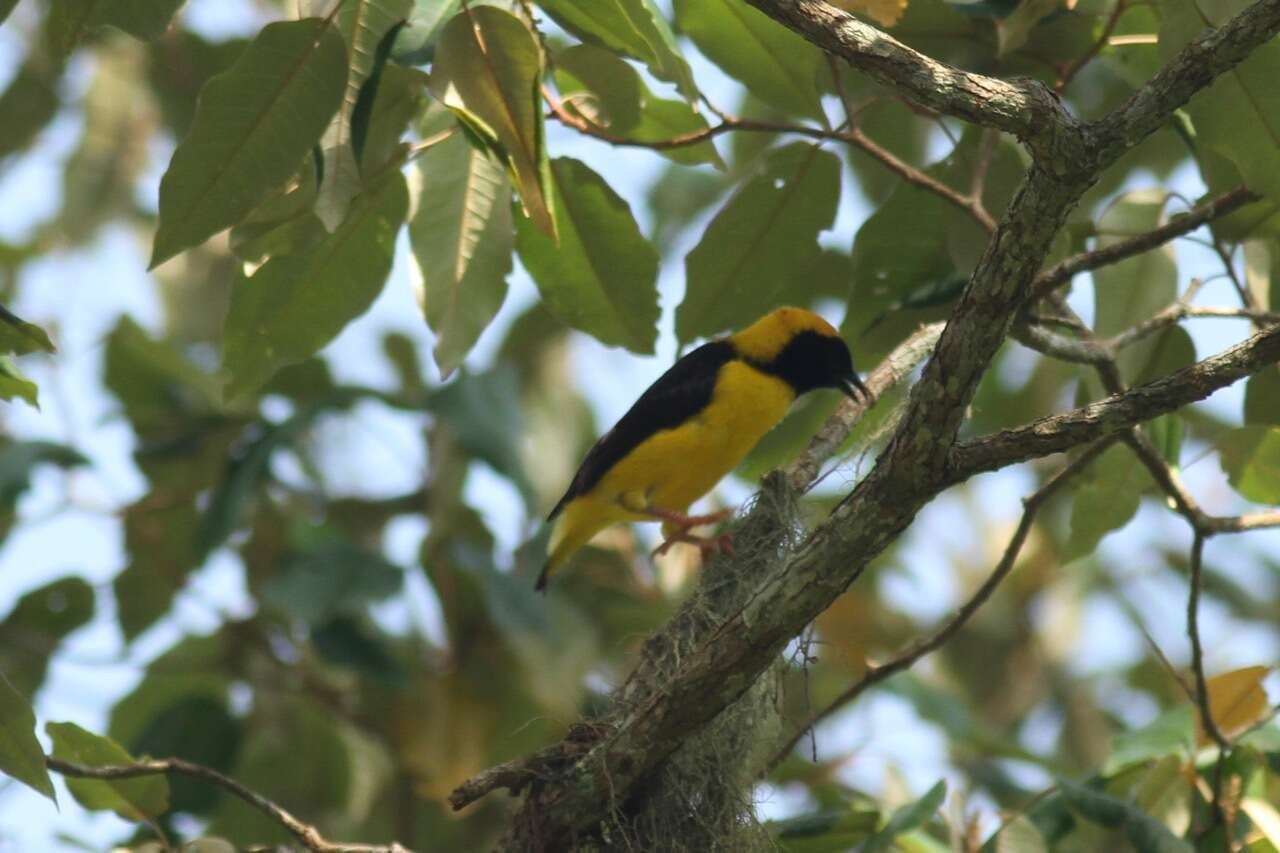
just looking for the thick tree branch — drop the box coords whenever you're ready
[742,0,1075,154]
[1090,0,1280,164]
[47,757,412,853]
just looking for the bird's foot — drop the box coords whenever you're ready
[651,530,735,560]
[639,506,732,528]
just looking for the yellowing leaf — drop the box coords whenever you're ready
[829,0,908,28]
[1198,665,1272,744]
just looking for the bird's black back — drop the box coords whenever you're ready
[547,341,736,520]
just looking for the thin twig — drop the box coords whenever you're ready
[46,757,412,853]
[547,83,997,233]
[767,438,1115,771]
[1031,186,1261,301]
[1056,0,1128,90]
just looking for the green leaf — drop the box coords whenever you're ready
[0,674,55,803]
[0,0,18,25]
[309,0,412,230]
[429,7,554,236]
[676,143,840,345]
[515,157,659,353]
[0,441,88,520]
[311,614,407,685]
[1161,0,1280,209]
[115,497,202,641]
[0,306,55,355]
[355,64,428,173]
[262,540,403,624]
[994,815,1048,853]
[1218,426,1280,505]
[150,18,349,267]
[1093,190,1178,382]
[0,356,39,408]
[45,0,186,54]
[222,169,408,400]
[1059,780,1194,853]
[408,117,513,379]
[672,0,824,119]
[0,577,94,698]
[768,806,880,852]
[861,780,946,853]
[47,722,169,821]
[553,44,723,168]
[350,19,410,168]
[1245,368,1280,426]
[1104,706,1195,775]
[1067,444,1150,559]
[429,367,534,503]
[538,0,697,101]
[0,52,62,162]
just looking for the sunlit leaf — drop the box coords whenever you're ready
[222,169,408,399]
[1200,665,1273,744]
[150,18,348,267]
[0,674,55,803]
[307,0,411,229]
[1105,706,1194,774]
[1242,797,1280,849]
[1218,426,1280,505]
[429,6,554,235]
[514,157,659,353]
[1161,0,1280,209]
[673,0,825,119]
[408,114,513,378]
[677,143,840,345]
[994,815,1048,853]
[47,722,169,821]
[539,0,698,100]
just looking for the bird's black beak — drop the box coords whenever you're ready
[838,372,871,402]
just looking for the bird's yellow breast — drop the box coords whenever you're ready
[596,360,795,515]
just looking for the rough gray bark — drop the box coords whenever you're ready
[455,0,1280,848]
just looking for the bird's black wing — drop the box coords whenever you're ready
[547,341,736,520]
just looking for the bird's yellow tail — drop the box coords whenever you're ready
[536,502,610,591]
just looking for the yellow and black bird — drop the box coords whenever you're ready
[537,306,869,590]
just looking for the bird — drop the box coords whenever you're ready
[536,306,870,591]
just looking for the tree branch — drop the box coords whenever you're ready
[950,322,1280,478]
[742,0,1073,152]
[46,757,411,853]
[1030,186,1261,301]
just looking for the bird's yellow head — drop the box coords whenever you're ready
[729,306,869,400]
